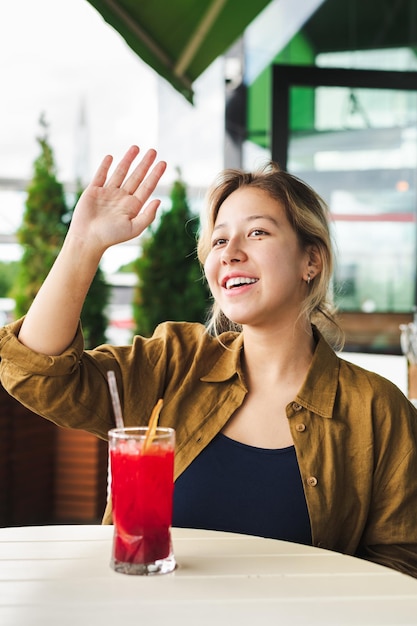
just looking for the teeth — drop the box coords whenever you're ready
[225,277,257,289]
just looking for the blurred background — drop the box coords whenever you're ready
[1,0,416,525]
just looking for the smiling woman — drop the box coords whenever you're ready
[0,148,417,580]
[198,162,335,341]
[203,186,316,333]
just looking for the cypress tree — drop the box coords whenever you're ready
[13,115,67,318]
[13,114,110,348]
[133,173,209,337]
[0,261,19,298]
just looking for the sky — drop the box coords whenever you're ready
[0,0,225,270]
[2,0,158,182]
[0,0,225,183]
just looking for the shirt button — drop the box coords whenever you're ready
[307,476,318,487]
[292,402,302,411]
[295,423,306,432]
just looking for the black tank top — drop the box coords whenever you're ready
[173,433,312,545]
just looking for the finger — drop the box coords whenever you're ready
[131,198,162,233]
[133,160,167,206]
[105,145,140,188]
[122,149,157,195]
[89,154,113,188]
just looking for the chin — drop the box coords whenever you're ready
[226,314,252,327]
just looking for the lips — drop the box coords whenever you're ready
[223,276,258,290]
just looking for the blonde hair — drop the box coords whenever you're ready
[197,162,343,349]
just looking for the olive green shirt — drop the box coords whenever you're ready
[1,318,417,578]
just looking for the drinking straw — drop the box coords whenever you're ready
[143,398,164,452]
[107,370,125,429]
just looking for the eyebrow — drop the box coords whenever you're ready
[213,214,279,232]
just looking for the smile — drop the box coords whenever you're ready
[224,277,258,290]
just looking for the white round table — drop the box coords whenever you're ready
[1,525,417,625]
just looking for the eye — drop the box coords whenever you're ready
[212,237,228,247]
[249,229,268,238]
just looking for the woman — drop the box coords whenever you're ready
[1,146,416,578]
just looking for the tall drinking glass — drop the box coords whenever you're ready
[108,426,176,575]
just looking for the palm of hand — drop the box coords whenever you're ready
[70,145,166,251]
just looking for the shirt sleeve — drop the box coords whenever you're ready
[0,317,84,376]
[0,317,116,439]
[0,318,207,441]
[361,391,417,578]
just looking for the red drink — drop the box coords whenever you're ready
[109,427,176,575]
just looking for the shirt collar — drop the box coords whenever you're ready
[201,332,245,384]
[295,326,340,419]
[201,326,339,419]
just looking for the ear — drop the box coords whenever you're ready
[304,245,322,281]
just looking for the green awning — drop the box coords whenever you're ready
[86,0,273,103]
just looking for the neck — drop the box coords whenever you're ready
[241,319,316,383]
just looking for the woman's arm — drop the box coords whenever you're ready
[18,145,166,355]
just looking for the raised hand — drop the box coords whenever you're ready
[17,146,167,355]
[70,145,167,253]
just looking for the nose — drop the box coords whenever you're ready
[221,238,247,265]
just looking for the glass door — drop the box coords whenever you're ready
[272,65,417,318]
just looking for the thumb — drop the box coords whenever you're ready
[132,198,161,234]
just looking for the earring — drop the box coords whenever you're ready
[307,273,311,285]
